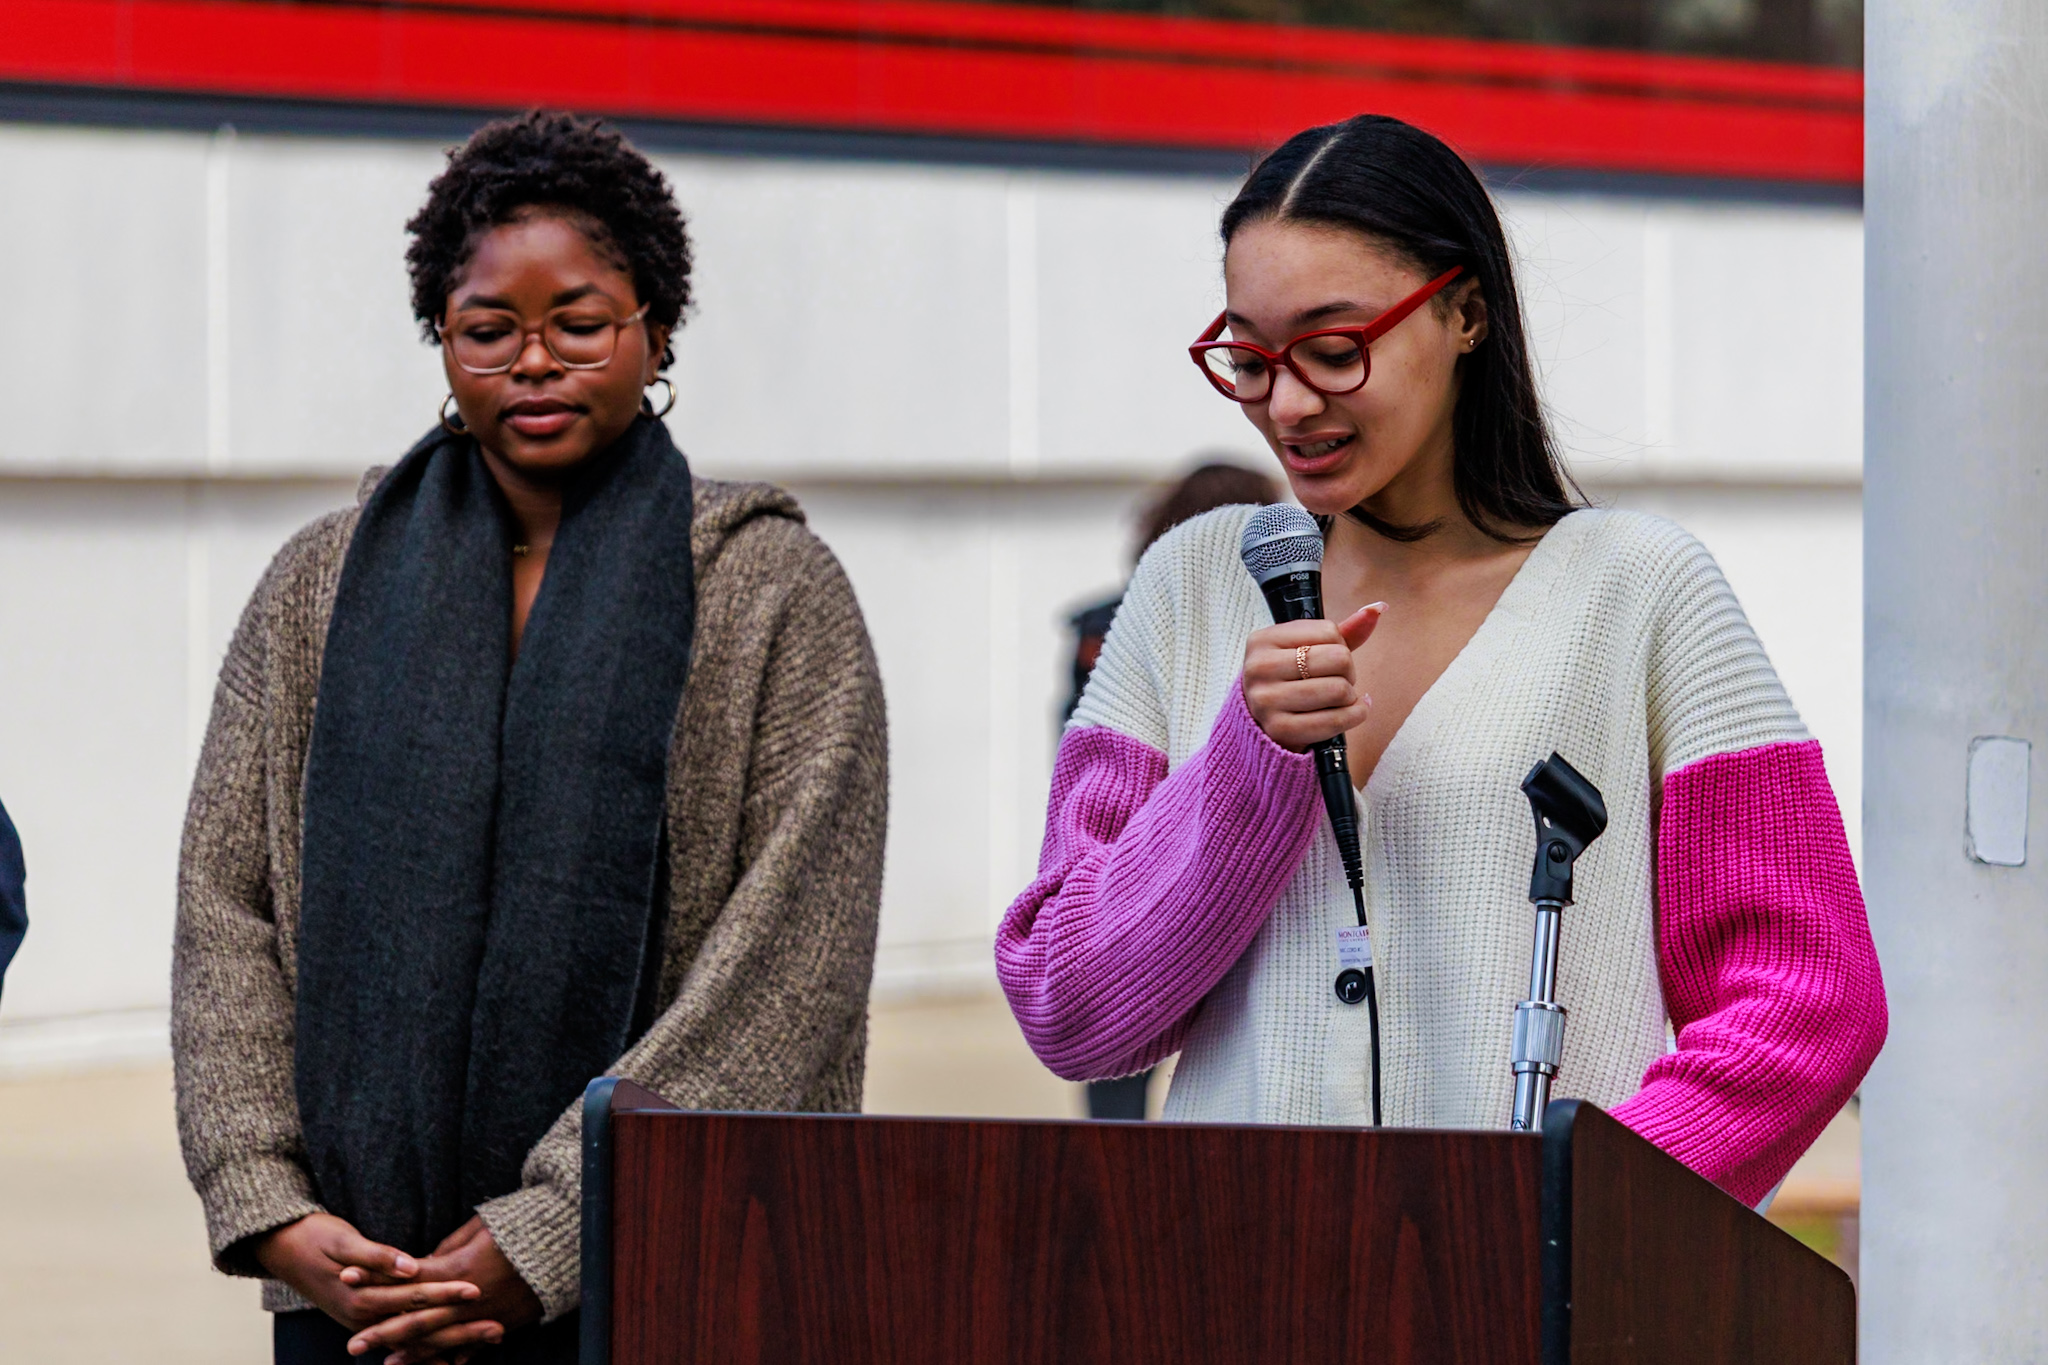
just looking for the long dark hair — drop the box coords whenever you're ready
[1221,115,1578,542]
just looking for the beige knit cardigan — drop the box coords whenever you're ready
[171,470,888,1321]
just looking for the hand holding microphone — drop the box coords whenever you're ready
[1241,603,1384,753]
[1239,506,1387,1123]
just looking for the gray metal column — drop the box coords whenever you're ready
[1866,2,2048,1358]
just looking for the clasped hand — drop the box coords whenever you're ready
[255,1211,543,1365]
[1242,603,1384,752]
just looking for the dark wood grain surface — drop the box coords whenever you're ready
[1561,1104,1855,1365]
[609,1113,1544,1365]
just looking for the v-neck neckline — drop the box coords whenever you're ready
[1354,509,1594,800]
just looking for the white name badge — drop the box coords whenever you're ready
[1334,923,1373,971]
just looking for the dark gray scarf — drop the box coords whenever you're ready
[297,415,695,1257]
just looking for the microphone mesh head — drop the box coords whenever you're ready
[1239,505,1324,585]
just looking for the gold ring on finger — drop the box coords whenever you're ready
[1295,644,1311,681]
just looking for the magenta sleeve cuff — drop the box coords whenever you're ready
[995,683,1319,1081]
[1611,739,1888,1205]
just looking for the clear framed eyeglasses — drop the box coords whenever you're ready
[438,303,651,375]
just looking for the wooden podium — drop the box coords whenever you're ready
[578,1078,1853,1365]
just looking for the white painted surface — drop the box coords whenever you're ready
[1865,1,2048,1356]
[0,121,1865,1071]
[0,124,1864,484]
[0,480,354,1045]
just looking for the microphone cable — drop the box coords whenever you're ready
[1323,759,1382,1130]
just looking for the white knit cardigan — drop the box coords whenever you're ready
[1067,505,1809,1128]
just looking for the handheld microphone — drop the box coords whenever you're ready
[1239,505,1382,1123]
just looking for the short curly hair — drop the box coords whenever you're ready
[405,110,692,368]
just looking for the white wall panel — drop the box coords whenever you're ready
[0,483,190,1018]
[1661,203,1863,480]
[0,479,352,1056]
[0,127,210,474]
[1500,192,1863,483]
[0,125,1865,486]
[1029,172,1256,473]
[223,138,447,472]
[662,157,1014,475]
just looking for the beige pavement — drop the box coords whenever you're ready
[0,1063,272,1362]
[0,991,1856,1361]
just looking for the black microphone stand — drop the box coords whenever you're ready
[1508,753,1607,1132]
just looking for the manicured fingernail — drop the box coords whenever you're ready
[1367,601,1387,611]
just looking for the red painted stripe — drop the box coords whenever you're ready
[0,0,1862,183]
[390,0,1864,108]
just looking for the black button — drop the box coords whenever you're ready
[1334,969,1368,1005]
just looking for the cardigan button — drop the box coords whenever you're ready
[1334,969,1367,1005]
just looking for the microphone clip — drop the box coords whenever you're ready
[1521,752,1608,906]
[1508,752,1607,1133]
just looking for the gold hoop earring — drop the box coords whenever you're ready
[642,376,678,419]
[440,393,468,434]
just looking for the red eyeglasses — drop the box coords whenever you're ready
[1188,266,1466,404]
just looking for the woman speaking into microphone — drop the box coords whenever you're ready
[997,114,1885,1205]
[173,112,887,1364]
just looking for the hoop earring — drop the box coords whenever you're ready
[642,377,678,419]
[440,393,469,434]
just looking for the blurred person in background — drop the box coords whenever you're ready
[0,796,23,1001]
[1000,114,1883,1205]
[173,112,887,1365]
[1062,460,1280,1119]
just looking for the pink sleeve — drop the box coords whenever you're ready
[996,684,1320,1082]
[1611,739,1887,1205]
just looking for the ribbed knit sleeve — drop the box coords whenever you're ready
[997,685,1319,1081]
[1615,741,1886,1204]
[173,526,340,1276]
[1643,531,1806,778]
[1615,528,1886,1204]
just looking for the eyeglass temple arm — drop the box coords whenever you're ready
[1193,265,1461,350]
[1361,265,1466,343]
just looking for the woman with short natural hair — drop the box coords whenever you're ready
[1000,114,1885,1206]
[173,111,887,1365]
